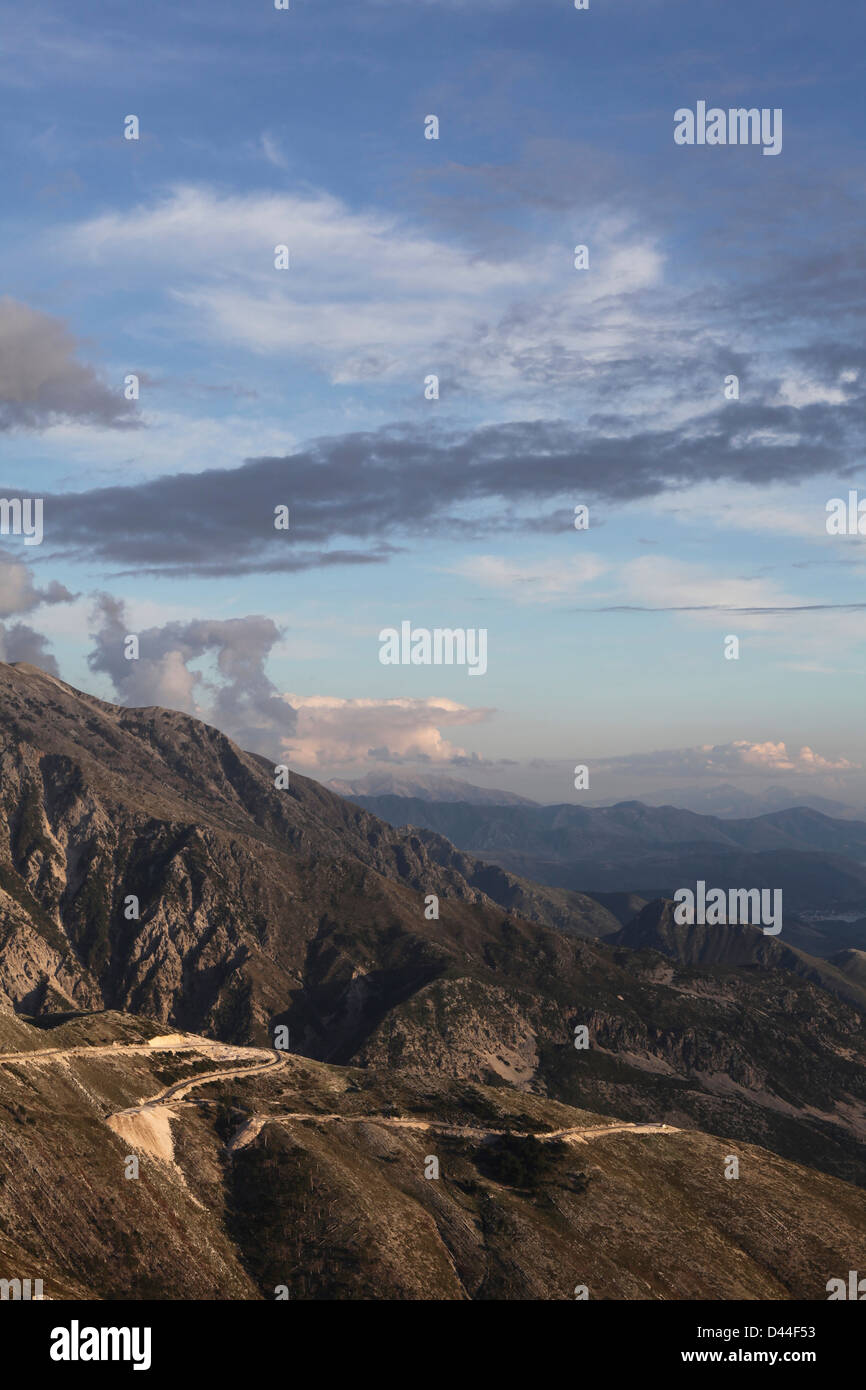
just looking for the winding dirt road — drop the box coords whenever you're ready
[103,1044,286,1160]
[0,1034,286,1163]
[0,1035,264,1067]
[0,1036,680,1161]
[228,1112,678,1152]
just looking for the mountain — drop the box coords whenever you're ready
[582,891,649,926]
[601,783,861,820]
[349,795,866,864]
[348,795,866,939]
[0,662,615,1026]
[3,1009,864,1300]
[611,899,866,1011]
[1,662,866,1200]
[327,772,537,805]
[830,948,866,990]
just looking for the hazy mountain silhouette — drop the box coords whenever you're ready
[348,794,866,940]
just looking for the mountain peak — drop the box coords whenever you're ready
[326,771,537,805]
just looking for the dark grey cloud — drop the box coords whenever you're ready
[0,298,139,431]
[0,548,74,676]
[0,548,75,617]
[0,623,59,674]
[87,595,296,756]
[20,389,864,578]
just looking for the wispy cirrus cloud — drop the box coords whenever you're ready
[450,553,607,600]
[61,183,666,397]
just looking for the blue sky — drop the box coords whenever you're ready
[1,0,864,804]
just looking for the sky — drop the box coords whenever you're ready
[0,0,864,806]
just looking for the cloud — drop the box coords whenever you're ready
[450,553,607,600]
[47,153,864,463]
[87,595,295,756]
[638,479,836,543]
[588,601,866,615]
[84,596,495,771]
[614,555,795,621]
[16,406,292,482]
[560,556,866,633]
[792,744,858,773]
[280,694,492,769]
[0,622,60,674]
[0,548,74,677]
[17,392,862,578]
[260,132,289,171]
[0,299,139,431]
[593,740,858,779]
[413,138,865,415]
[0,549,74,618]
[65,183,543,379]
[62,184,667,398]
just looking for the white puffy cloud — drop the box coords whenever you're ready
[730,740,856,773]
[594,740,858,778]
[280,694,492,768]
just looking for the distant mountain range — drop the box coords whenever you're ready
[344,794,866,953]
[327,772,538,805]
[327,773,863,820]
[610,898,866,1010]
[591,782,862,820]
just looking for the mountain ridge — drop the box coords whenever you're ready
[326,772,538,805]
[347,792,866,940]
[1,662,866,1195]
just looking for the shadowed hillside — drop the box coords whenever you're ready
[1,662,866,1202]
[1,1011,863,1301]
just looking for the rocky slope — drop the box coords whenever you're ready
[1,1011,863,1301]
[831,948,866,990]
[611,899,866,1010]
[1,662,866,1194]
[0,661,616,1021]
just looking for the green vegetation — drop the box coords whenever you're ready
[214,1096,246,1143]
[226,1129,365,1299]
[473,1133,574,1192]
